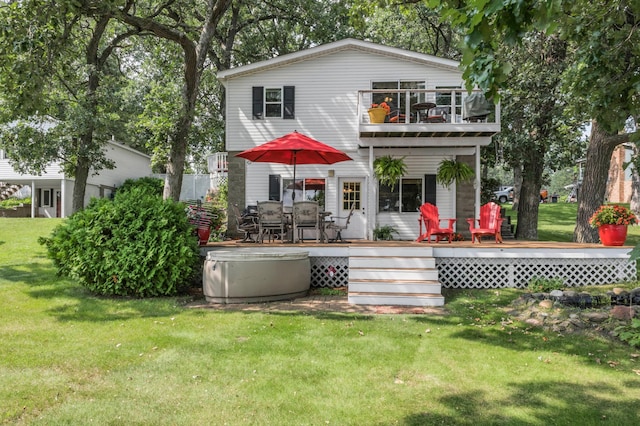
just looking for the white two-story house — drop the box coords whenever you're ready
[217,38,500,240]
[0,140,152,218]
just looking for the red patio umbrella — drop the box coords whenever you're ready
[236,131,352,202]
[236,131,352,242]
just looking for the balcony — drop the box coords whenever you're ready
[358,89,500,139]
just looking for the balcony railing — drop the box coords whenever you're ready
[358,89,500,138]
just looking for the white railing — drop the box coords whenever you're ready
[358,89,500,125]
[207,152,228,174]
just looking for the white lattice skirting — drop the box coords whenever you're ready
[308,248,636,289]
[431,246,636,289]
[436,257,636,288]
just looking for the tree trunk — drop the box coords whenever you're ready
[573,120,628,242]
[71,155,90,213]
[515,147,544,240]
[511,165,522,211]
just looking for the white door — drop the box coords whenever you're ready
[336,178,366,239]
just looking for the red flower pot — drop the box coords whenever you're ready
[598,224,628,246]
[197,227,211,245]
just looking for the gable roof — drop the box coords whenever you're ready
[216,38,461,83]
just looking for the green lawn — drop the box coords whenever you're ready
[1,218,640,425]
[503,201,640,245]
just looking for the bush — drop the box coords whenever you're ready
[39,187,199,297]
[116,177,164,198]
[615,318,640,348]
[527,276,565,293]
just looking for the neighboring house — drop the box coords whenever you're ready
[217,39,500,240]
[0,141,152,218]
[606,143,634,203]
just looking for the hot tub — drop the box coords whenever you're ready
[202,250,310,303]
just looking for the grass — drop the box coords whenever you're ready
[503,201,640,245]
[2,218,640,425]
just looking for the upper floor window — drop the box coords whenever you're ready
[372,80,425,114]
[253,86,295,119]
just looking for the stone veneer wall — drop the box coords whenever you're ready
[455,154,475,239]
[225,152,246,239]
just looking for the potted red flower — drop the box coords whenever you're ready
[589,204,637,246]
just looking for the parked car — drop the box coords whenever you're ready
[493,186,514,203]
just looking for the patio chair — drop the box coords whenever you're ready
[326,203,356,243]
[293,201,320,242]
[416,202,456,243]
[466,202,503,243]
[257,200,286,243]
[231,203,259,242]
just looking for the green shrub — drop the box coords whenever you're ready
[373,225,399,240]
[0,197,31,208]
[527,276,565,293]
[116,176,164,198]
[615,318,640,348]
[39,187,199,297]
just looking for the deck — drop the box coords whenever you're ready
[201,239,636,291]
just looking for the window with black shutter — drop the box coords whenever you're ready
[252,86,295,119]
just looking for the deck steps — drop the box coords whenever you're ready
[347,246,444,307]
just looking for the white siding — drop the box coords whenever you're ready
[87,142,152,188]
[225,49,464,154]
[224,41,478,238]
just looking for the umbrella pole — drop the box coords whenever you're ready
[292,155,297,243]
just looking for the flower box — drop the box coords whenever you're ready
[368,107,387,123]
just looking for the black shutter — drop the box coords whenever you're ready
[252,86,264,119]
[424,174,437,205]
[269,174,281,201]
[283,86,295,119]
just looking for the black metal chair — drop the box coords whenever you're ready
[231,203,259,242]
[326,203,356,243]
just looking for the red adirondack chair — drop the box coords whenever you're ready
[466,202,504,243]
[416,203,456,243]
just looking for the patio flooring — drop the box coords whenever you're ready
[186,293,447,315]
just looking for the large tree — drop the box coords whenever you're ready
[433,0,640,242]
[106,0,232,201]
[0,0,140,213]
[494,33,583,239]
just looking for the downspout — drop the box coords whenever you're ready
[475,144,481,219]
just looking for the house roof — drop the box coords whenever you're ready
[216,38,461,83]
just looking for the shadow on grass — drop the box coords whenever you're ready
[399,380,638,425]
[1,263,186,323]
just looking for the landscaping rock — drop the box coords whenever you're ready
[611,306,635,321]
[612,287,627,295]
[525,318,544,327]
[538,299,554,309]
[549,290,564,297]
[580,311,609,323]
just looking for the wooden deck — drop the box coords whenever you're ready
[203,239,622,250]
[200,239,636,307]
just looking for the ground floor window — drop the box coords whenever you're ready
[282,178,325,208]
[341,181,361,210]
[379,175,436,213]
